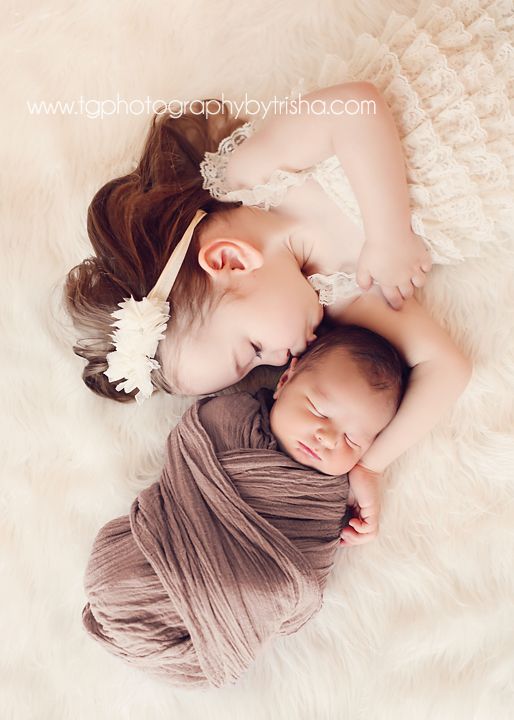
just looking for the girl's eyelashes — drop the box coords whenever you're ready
[251,342,263,360]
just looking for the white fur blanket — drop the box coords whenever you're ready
[2,1,513,718]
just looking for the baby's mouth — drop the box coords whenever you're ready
[297,441,321,460]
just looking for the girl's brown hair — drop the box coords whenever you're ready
[64,101,246,403]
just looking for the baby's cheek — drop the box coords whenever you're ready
[326,446,357,475]
[354,446,365,463]
[357,438,374,459]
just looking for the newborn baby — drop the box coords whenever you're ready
[201,321,407,477]
[197,320,407,553]
[82,324,407,688]
[269,323,407,476]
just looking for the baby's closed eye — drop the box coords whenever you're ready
[308,400,360,448]
[308,400,327,418]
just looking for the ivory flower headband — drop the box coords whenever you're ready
[103,209,208,405]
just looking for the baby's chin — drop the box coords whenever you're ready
[309,459,356,476]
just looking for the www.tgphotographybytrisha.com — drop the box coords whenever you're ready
[26,91,377,120]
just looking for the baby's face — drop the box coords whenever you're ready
[269,350,397,475]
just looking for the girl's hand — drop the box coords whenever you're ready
[356,231,433,310]
[340,463,382,546]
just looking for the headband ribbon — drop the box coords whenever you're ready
[103,210,207,405]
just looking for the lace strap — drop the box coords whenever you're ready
[307,272,363,306]
[199,121,256,202]
[199,120,313,211]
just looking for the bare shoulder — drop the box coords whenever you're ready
[223,82,378,190]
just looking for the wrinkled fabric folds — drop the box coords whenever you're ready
[82,390,349,688]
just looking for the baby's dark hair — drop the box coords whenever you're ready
[293,321,410,409]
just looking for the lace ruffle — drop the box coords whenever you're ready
[309,0,514,263]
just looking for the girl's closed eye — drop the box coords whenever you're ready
[251,342,263,360]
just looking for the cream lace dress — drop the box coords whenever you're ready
[199,0,514,306]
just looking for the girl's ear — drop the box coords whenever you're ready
[273,357,299,399]
[198,238,263,280]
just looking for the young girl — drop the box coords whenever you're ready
[64,1,511,542]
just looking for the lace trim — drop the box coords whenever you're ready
[307,272,363,306]
[199,121,255,202]
[220,170,310,211]
[200,120,314,211]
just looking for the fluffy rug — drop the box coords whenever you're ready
[2,1,513,718]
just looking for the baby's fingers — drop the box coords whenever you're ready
[340,525,377,545]
[349,517,377,534]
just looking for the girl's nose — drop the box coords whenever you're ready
[270,348,291,365]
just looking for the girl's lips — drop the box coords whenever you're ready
[298,441,321,460]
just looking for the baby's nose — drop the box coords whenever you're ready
[316,429,339,450]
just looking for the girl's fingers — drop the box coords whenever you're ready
[382,285,403,310]
[398,281,415,300]
[356,268,373,290]
[420,253,433,273]
[411,272,426,288]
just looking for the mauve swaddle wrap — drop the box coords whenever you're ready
[82,389,349,688]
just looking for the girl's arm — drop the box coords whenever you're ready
[224,82,429,306]
[328,291,473,473]
[226,82,411,241]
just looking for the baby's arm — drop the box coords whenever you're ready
[329,291,473,473]
[225,82,429,307]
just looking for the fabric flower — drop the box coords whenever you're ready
[103,296,170,405]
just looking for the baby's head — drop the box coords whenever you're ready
[269,324,408,475]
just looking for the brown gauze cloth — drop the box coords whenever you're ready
[82,388,349,688]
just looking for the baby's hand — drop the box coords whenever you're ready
[340,463,382,546]
[356,231,433,310]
